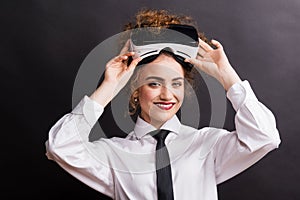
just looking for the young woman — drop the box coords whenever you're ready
[45,9,280,200]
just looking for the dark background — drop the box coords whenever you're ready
[2,0,300,199]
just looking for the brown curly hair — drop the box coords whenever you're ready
[123,8,208,116]
[123,8,209,43]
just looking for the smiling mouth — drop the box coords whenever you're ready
[154,102,176,110]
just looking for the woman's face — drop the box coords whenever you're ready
[136,54,185,128]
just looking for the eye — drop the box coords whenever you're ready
[148,82,161,88]
[172,81,183,87]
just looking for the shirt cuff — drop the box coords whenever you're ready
[226,80,258,111]
[71,95,104,127]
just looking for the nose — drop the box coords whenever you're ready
[160,86,173,100]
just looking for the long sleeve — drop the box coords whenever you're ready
[213,80,281,184]
[45,96,114,197]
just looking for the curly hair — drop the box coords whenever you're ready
[123,8,209,43]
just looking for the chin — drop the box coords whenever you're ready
[141,106,180,126]
[149,113,174,125]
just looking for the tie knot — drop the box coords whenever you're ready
[152,129,170,142]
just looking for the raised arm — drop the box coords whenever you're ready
[45,40,142,198]
[186,38,281,183]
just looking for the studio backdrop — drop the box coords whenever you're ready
[1,0,300,199]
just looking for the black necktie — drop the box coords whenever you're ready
[152,129,174,200]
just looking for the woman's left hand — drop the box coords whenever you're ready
[185,38,241,91]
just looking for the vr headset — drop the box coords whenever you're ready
[129,24,199,70]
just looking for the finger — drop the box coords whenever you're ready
[123,51,135,57]
[113,52,135,62]
[198,43,207,53]
[119,39,130,55]
[113,55,128,62]
[127,57,142,71]
[199,38,213,52]
[184,57,203,68]
[211,39,223,50]
[196,50,213,62]
[197,48,206,58]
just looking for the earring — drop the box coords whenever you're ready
[134,97,138,102]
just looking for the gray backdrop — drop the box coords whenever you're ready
[1,0,299,199]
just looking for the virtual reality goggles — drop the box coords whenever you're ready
[129,24,199,69]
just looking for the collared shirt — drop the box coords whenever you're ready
[45,80,281,200]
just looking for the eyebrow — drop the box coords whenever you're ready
[145,76,184,82]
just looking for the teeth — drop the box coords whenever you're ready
[156,103,173,109]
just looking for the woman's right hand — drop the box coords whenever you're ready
[90,40,142,107]
[104,40,142,86]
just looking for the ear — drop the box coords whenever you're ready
[132,90,139,98]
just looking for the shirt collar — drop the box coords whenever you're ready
[133,115,182,139]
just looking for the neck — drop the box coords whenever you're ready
[139,115,167,129]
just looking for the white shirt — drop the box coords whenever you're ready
[45,80,281,200]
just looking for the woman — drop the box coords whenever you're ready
[45,9,280,200]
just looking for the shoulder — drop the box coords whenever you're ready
[181,125,231,158]
[180,124,229,138]
[94,131,138,150]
